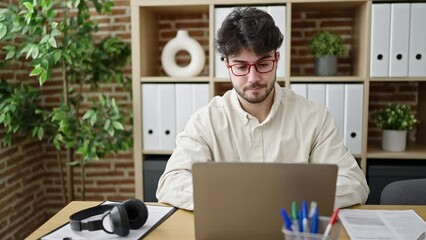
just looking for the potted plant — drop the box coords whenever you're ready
[308,31,345,76]
[375,103,418,152]
[0,0,132,202]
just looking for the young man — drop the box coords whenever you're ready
[156,7,369,210]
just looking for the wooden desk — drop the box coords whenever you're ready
[26,202,426,240]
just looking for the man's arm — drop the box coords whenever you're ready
[156,113,212,210]
[309,108,370,208]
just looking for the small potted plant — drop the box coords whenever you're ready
[375,103,418,152]
[308,31,345,76]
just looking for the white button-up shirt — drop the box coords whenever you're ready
[156,83,369,210]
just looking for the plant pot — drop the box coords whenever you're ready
[382,130,407,152]
[315,55,337,76]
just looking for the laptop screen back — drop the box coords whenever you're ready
[192,162,338,240]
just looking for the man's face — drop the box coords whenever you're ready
[226,49,279,104]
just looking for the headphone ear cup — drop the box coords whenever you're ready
[110,205,130,237]
[123,199,149,229]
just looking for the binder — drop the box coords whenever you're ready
[326,84,345,138]
[175,84,193,134]
[370,4,391,77]
[408,3,426,77]
[267,5,286,77]
[307,84,326,106]
[344,84,363,155]
[159,84,176,150]
[389,3,410,77]
[192,84,209,113]
[142,84,160,150]
[290,84,308,98]
[214,7,233,78]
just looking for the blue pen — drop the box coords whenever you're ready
[310,206,319,234]
[280,208,293,231]
[302,200,309,233]
[298,208,303,232]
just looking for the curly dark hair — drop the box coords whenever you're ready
[216,7,284,58]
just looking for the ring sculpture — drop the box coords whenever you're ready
[161,30,205,77]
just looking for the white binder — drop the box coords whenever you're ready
[192,84,209,113]
[408,3,426,77]
[290,84,308,98]
[214,7,233,78]
[175,84,193,134]
[370,4,391,77]
[344,84,363,155]
[307,84,326,106]
[267,5,286,77]
[142,84,160,150]
[159,84,176,150]
[326,84,345,138]
[389,3,410,77]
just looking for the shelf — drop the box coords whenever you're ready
[289,76,365,83]
[290,0,368,78]
[367,141,426,160]
[142,150,173,155]
[140,76,211,83]
[370,77,426,82]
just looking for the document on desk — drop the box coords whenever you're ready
[339,209,426,240]
[41,203,176,240]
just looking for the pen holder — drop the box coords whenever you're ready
[282,216,341,240]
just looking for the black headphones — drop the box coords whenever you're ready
[69,199,148,237]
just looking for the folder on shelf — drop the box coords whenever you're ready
[408,3,426,77]
[192,84,209,113]
[344,84,363,155]
[214,7,233,78]
[175,84,193,134]
[370,3,391,77]
[267,5,286,78]
[142,84,160,150]
[307,84,326,106]
[389,3,410,77]
[175,84,209,134]
[290,83,308,98]
[326,84,345,137]
[159,84,176,151]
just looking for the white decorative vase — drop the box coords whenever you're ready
[382,130,407,152]
[161,30,205,77]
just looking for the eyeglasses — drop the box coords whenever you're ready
[227,59,277,76]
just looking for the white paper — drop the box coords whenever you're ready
[42,202,176,240]
[339,209,426,240]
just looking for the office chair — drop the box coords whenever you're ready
[380,178,426,205]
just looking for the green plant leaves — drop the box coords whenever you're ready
[375,104,418,131]
[0,0,132,167]
[308,31,345,57]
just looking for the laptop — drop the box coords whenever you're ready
[192,162,338,240]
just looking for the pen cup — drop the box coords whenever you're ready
[282,216,341,240]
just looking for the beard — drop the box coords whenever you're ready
[233,80,275,104]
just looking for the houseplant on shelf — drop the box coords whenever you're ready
[375,103,418,152]
[0,0,132,202]
[308,31,345,76]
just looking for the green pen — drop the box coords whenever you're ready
[291,201,298,232]
[291,201,298,220]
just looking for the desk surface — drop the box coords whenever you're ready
[26,201,426,240]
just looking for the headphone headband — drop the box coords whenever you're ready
[69,204,115,231]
